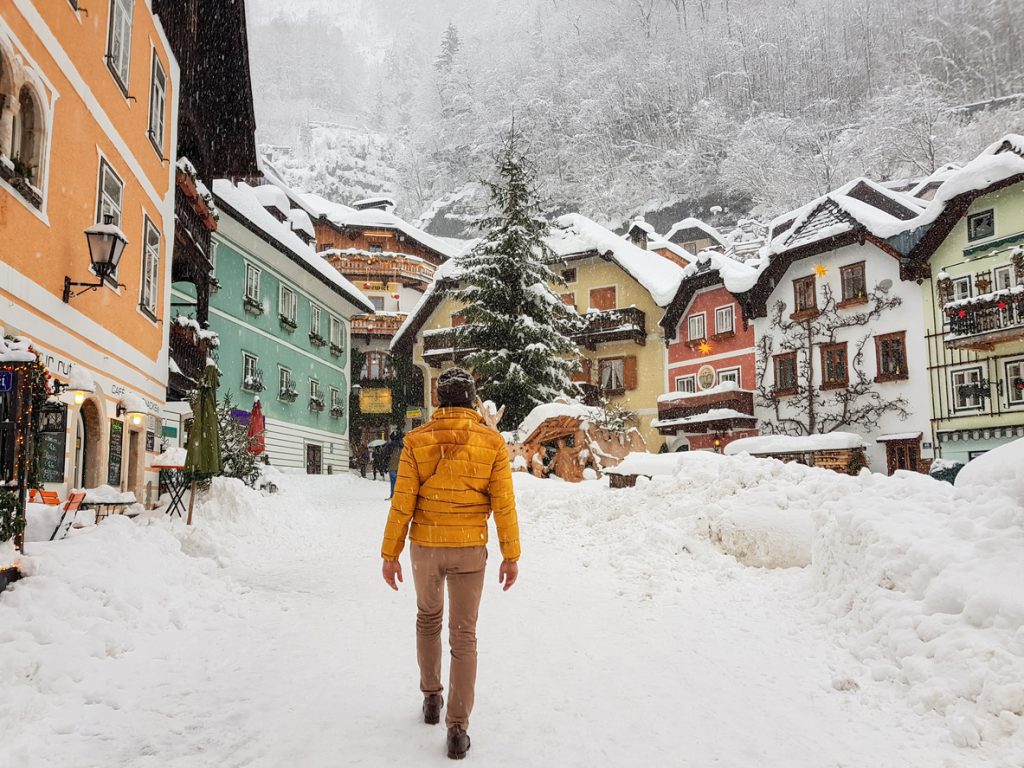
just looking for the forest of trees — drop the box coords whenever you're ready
[249,0,1024,230]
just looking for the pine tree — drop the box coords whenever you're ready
[456,123,581,430]
[214,393,261,487]
[434,23,461,72]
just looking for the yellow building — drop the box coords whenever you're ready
[906,135,1024,462]
[392,213,684,448]
[0,1,177,501]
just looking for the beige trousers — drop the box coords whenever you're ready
[410,543,487,729]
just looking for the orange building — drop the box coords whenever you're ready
[0,1,177,502]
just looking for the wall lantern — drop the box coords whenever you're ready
[64,366,96,406]
[116,398,146,427]
[63,214,129,302]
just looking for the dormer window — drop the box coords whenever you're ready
[967,209,994,242]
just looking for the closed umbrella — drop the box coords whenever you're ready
[184,364,222,525]
[247,397,266,455]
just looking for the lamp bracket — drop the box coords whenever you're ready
[63,276,126,302]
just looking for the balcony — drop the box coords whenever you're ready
[573,307,646,350]
[351,313,408,339]
[168,323,212,401]
[654,388,755,434]
[325,252,437,288]
[422,328,477,368]
[945,290,1024,350]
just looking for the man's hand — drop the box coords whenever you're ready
[498,560,518,591]
[382,559,403,591]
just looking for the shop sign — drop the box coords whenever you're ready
[360,388,393,414]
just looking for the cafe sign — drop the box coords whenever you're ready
[359,388,392,414]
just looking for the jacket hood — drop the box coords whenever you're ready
[432,407,484,423]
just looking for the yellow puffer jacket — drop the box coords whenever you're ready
[380,407,520,562]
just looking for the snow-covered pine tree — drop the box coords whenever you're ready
[457,123,581,430]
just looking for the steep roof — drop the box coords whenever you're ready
[664,217,725,246]
[659,250,759,337]
[213,180,374,314]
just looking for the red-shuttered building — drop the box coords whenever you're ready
[656,251,760,451]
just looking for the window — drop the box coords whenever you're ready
[793,276,817,313]
[967,209,994,242]
[589,286,616,311]
[840,262,866,302]
[330,387,342,409]
[95,159,124,284]
[12,86,44,189]
[242,353,261,391]
[106,0,134,94]
[562,268,577,283]
[599,358,625,393]
[310,304,322,336]
[361,351,392,381]
[773,352,798,394]
[1006,360,1024,406]
[329,317,343,348]
[714,306,734,335]
[820,343,848,389]
[368,244,383,254]
[310,378,322,401]
[875,332,908,381]
[148,51,167,156]
[994,265,1014,292]
[717,368,740,387]
[279,285,297,325]
[139,216,160,317]
[687,313,706,341]
[369,296,385,311]
[278,366,294,398]
[675,375,696,393]
[952,367,984,410]
[244,264,261,302]
[952,276,971,302]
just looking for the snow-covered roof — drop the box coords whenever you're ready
[251,184,290,214]
[518,400,602,439]
[625,216,656,236]
[0,336,38,363]
[679,248,760,294]
[664,217,725,245]
[300,192,461,259]
[657,381,743,403]
[651,408,756,429]
[725,432,866,456]
[213,180,374,313]
[551,213,685,307]
[287,208,315,238]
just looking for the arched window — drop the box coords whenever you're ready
[15,85,42,184]
[360,352,393,382]
[0,50,13,160]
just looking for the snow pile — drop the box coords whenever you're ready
[0,336,38,363]
[726,431,865,455]
[150,446,187,468]
[0,539,17,569]
[81,486,136,504]
[604,450,722,476]
[954,436,1024,505]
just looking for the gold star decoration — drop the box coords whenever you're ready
[698,341,713,356]
[814,264,829,278]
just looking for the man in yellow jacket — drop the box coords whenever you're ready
[381,368,520,760]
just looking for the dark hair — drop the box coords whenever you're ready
[436,367,476,408]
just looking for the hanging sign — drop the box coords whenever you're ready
[359,388,393,414]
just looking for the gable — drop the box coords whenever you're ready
[784,199,854,249]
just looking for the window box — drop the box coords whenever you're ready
[329,342,344,357]
[874,372,908,383]
[242,372,265,393]
[309,332,327,347]
[329,405,344,418]
[711,330,735,341]
[772,386,798,397]
[279,314,297,331]
[789,307,820,321]
[243,296,263,315]
[0,159,42,209]
[837,296,869,309]
[278,387,298,402]
[309,397,325,413]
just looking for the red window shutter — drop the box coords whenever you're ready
[561,292,575,306]
[451,313,466,327]
[572,358,592,383]
[589,287,617,311]
[430,377,439,408]
[623,356,638,390]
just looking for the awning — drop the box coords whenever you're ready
[875,432,923,442]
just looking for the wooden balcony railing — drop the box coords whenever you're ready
[657,389,754,424]
[351,313,408,338]
[325,253,437,287]
[422,328,477,367]
[572,307,646,349]
[946,291,1024,349]
[168,323,211,400]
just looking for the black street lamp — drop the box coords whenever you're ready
[63,214,128,302]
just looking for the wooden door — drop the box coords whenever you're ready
[306,444,323,475]
[885,439,920,475]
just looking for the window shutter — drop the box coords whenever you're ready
[430,377,439,408]
[572,358,592,383]
[623,356,638,390]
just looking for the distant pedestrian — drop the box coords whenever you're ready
[385,430,404,499]
[356,443,369,478]
[371,446,383,480]
[381,367,520,760]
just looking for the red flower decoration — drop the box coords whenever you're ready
[998,301,1007,311]
[958,309,967,318]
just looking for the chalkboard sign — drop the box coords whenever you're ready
[107,419,124,486]
[146,430,155,451]
[38,431,66,484]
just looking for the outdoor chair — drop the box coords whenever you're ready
[30,489,61,505]
[48,491,87,541]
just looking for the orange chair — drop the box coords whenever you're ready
[29,489,61,505]
[49,491,86,541]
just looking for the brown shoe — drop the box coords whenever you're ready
[423,693,443,725]
[447,725,471,760]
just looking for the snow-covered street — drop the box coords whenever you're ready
[3,462,1020,767]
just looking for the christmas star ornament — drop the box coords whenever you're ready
[698,341,713,356]
[814,264,829,278]
[958,309,967,318]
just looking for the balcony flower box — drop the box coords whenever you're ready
[243,296,264,315]
[329,405,344,418]
[309,332,327,347]
[242,373,265,393]
[279,387,298,402]
[309,397,325,413]
[329,342,344,357]
[279,314,298,331]
[0,156,42,209]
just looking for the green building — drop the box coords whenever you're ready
[173,178,373,474]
